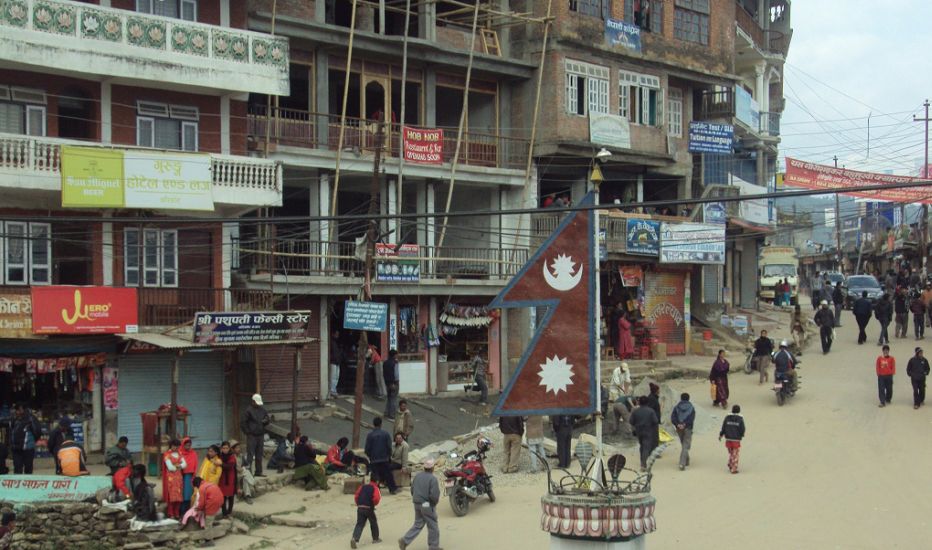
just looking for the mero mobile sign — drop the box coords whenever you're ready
[31,286,138,335]
[193,311,312,344]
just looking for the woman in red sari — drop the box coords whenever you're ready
[709,349,731,408]
[617,312,635,359]
[218,441,238,517]
[179,437,199,516]
[161,439,187,519]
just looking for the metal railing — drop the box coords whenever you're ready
[137,287,274,327]
[760,111,781,137]
[698,89,736,120]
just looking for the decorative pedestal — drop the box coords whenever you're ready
[541,491,656,549]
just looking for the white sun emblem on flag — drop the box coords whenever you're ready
[538,355,575,395]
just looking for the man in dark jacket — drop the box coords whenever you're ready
[832,282,845,327]
[894,287,909,338]
[11,404,42,474]
[365,417,398,494]
[293,436,328,491]
[629,396,660,471]
[752,330,775,383]
[645,383,662,419]
[907,347,931,409]
[670,393,695,471]
[498,416,524,474]
[383,350,399,420]
[551,415,574,468]
[105,436,132,475]
[875,294,893,346]
[719,405,746,474]
[240,394,270,477]
[910,291,927,340]
[853,291,874,345]
[814,301,835,354]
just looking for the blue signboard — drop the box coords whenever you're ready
[735,86,760,130]
[344,301,388,332]
[704,202,727,224]
[605,18,641,52]
[625,219,660,256]
[688,122,734,155]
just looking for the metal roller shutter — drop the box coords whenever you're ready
[118,353,225,452]
[644,270,688,355]
[702,264,721,304]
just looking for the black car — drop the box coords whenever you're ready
[844,275,883,308]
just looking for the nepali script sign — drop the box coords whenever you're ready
[659,222,725,264]
[193,311,312,344]
[688,122,734,155]
[784,157,931,204]
[0,293,32,338]
[344,301,388,332]
[402,127,443,165]
[0,476,112,502]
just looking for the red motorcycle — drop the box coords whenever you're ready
[443,436,495,516]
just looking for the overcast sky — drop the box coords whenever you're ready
[780,0,932,175]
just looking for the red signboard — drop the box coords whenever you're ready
[402,126,443,165]
[644,270,687,355]
[785,157,931,204]
[31,287,138,335]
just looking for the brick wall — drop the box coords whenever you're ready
[0,70,100,140]
[111,85,223,153]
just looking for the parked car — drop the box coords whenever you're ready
[844,275,883,308]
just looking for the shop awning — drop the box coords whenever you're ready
[118,332,317,350]
[0,335,121,356]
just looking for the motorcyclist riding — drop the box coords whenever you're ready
[773,340,798,392]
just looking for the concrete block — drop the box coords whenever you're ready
[343,476,365,494]
[392,469,411,487]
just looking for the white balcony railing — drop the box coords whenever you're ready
[0,132,281,204]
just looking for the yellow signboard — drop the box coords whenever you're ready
[61,146,124,208]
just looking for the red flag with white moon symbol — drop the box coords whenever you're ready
[491,193,597,416]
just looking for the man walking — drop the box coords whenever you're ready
[814,301,835,354]
[629,396,660,471]
[832,282,845,327]
[911,290,927,340]
[471,354,489,404]
[752,329,774,384]
[894,287,909,339]
[498,415,524,474]
[853,291,873,345]
[876,344,896,408]
[551,414,574,469]
[719,405,746,474]
[365,417,398,495]
[907,347,930,409]
[399,459,441,550]
[330,331,343,399]
[670,393,695,471]
[10,404,41,474]
[383,350,399,419]
[875,293,893,345]
[240,394,270,477]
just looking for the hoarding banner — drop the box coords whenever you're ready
[659,222,725,264]
[344,301,388,332]
[625,219,660,256]
[0,476,113,503]
[688,122,734,154]
[619,265,643,287]
[31,287,138,335]
[61,146,124,208]
[402,127,443,165]
[784,157,931,204]
[0,293,32,338]
[589,112,631,149]
[193,311,311,344]
[605,18,641,52]
[375,243,421,282]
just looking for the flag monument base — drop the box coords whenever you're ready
[541,491,656,549]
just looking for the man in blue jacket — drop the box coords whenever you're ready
[670,393,696,471]
[853,291,874,345]
[365,417,398,494]
[11,404,42,474]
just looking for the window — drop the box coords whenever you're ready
[0,86,46,136]
[667,88,683,137]
[0,221,50,285]
[674,0,710,45]
[619,70,663,126]
[625,0,662,33]
[135,0,196,20]
[136,101,198,151]
[565,60,609,116]
[569,0,610,18]
[124,228,178,287]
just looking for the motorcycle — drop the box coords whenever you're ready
[773,362,801,406]
[443,437,495,517]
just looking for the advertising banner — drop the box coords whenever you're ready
[735,86,760,130]
[625,219,660,256]
[784,157,931,204]
[688,122,734,154]
[124,151,213,211]
[703,202,727,224]
[659,222,725,264]
[0,476,113,503]
[605,18,641,52]
[375,243,421,282]
[193,311,311,344]
[0,293,32,338]
[344,301,389,332]
[732,176,770,225]
[589,112,631,149]
[644,270,687,355]
[402,127,443,165]
[619,265,643,287]
[61,146,124,208]
[31,287,138,334]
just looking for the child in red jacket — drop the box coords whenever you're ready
[351,472,382,548]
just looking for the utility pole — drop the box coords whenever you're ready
[352,116,385,449]
[833,156,842,273]
[915,99,931,275]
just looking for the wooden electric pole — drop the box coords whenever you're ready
[352,116,385,449]
[915,99,930,274]
[833,156,842,273]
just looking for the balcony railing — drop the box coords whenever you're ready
[0,132,281,199]
[698,89,736,120]
[735,5,765,48]
[760,111,781,137]
[137,287,274,327]
[247,105,530,170]
[238,238,528,281]
[735,5,791,57]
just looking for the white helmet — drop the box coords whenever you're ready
[820,300,828,306]
[780,340,789,348]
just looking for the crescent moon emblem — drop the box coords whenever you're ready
[543,260,584,291]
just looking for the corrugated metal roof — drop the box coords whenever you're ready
[118,333,317,350]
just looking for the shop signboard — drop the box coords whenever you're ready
[402,127,443,165]
[785,157,931,204]
[703,202,727,224]
[193,311,312,344]
[31,287,138,334]
[659,222,725,264]
[0,293,32,338]
[625,219,660,256]
[688,122,734,155]
[605,18,641,52]
[344,301,389,332]
[589,112,631,149]
[61,146,125,208]
[375,243,421,282]
[0,476,113,502]
[619,265,643,287]
[644,270,687,355]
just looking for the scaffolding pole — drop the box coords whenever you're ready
[396,0,414,244]
[329,0,360,241]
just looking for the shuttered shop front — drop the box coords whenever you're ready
[644,270,688,355]
[117,353,225,452]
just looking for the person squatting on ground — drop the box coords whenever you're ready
[907,347,930,409]
[327,437,369,474]
[670,393,695,471]
[240,393,270,477]
[499,415,524,474]
[398,459,441,550]
[753,330,774,384]
[876,345,896,408]
[231,440,256,504]
[294,436,329,491]
[351,472,382,549]
[183,476,223,531]
[814,301,835,354]
[719,405,746,474]
[608,363,633,436]
[629,396,660,471]
[853,291,874,345]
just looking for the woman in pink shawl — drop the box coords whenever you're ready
[617,312,635,359]
[709,349,730,408]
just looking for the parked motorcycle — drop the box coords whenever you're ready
[443,437,495,517]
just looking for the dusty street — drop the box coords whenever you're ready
[219,308,932,549]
